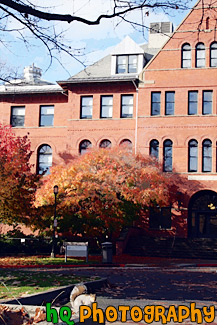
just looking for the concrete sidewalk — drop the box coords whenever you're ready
[111,255,217,268]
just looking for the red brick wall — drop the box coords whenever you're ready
[139,0,217,192]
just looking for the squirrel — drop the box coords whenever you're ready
[70,284,96,314]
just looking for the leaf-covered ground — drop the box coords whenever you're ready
[0,255,100,267]
[0,269,95,300]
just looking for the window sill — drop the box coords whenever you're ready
[39,125,54,127]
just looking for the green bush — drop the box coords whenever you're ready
[0,228,52,255]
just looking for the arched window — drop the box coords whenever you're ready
[150,140,159,160]
[99,139,111,149]
[181,43,191,68]
[202,139,212,172]
[120,139,133,152]
[210,42,217,67]
[79,140,92,155]
[163,140,173,172]
[196,43,205,68]
[188,140,198,172]
[38,145,52,175]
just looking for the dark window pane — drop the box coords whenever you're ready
[152,92,161,102]
[38,145,52,175]
[151,92,161,116]
[149,207,171,229]
[188,140,198,172]
[161,207,172,229]
[11,116,24,127]
[163,140,173,172]
[100,140,111,149]
[165,92,175,115]
[152,103,160,115]
[81,97,93,119]
[150,140,159,159]
[149,207,161,229]
[202,140,212,172]
[202,91,212,115]
[11,107,25,127]
[189,92,197,101]
[79,140,92,155]
[188,91,198,115]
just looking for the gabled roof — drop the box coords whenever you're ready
[67,55,113,81]
[59,36,156,85]
[111,36,144,55]
[142,0,214,71]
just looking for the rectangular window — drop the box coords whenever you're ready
[116,55,138,74]
[165,92,175,115]
[202,90,212,115]
[40,105,54,126]
[151,92,161,116]
[121,95,133,118]
[100,96,113,118]
[81,96,93,119]
[149,207,172,229]
[11,106,25,127]
[128,55,138,73]
[188,91,198,115]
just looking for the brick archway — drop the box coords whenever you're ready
[188,190,217,238]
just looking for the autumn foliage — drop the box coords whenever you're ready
[35,148,177,239]
[0,125,39,225]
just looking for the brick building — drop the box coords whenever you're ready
[0,0,217,247]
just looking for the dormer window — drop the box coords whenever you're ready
[116,55,138,74]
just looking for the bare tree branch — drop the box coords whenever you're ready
[0,0,191,25]
[0,0,196,80]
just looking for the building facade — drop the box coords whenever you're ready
[0,0,217,240]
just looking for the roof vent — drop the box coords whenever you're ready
[150,22,173,34]
[150,23,161,34]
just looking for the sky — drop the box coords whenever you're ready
[1,0,198,83]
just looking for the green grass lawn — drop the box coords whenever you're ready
[0,269,96,300]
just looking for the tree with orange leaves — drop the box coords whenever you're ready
[0,125,39,226]
[35,148,176,239]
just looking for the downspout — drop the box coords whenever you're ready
[132,80,139,155]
